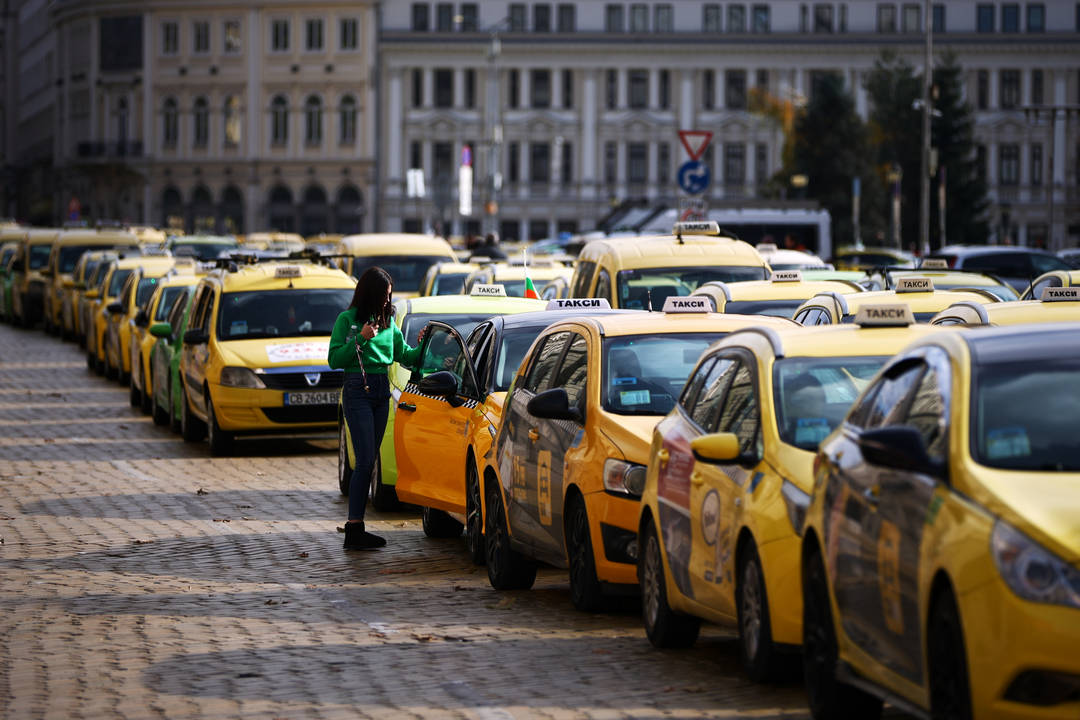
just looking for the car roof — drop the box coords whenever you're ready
[566,311,797,338]
[980,298,1080,324]
[114,256,176,273]
[396,295,547,316]
[338,233,457,257]
[725,322,946,359]
[468,264,570,281]
[26,228,61,244]
[577,234,767,268]
[168,235,236,244]
[207,260,356,291]
[486,308,637,333]
[803,287,1001,316]
[933,245,1060,258]
[887,269,1007,287]
[963,322,1080,364]
[56,229,140,246]
[700,279,864,302]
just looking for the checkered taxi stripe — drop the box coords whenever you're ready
[403,382,479,409]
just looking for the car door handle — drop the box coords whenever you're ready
[863,485,880,506]
[528,428,540,442]
[691,471,705,487]
[397,402,416,412]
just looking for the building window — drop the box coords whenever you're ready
[531,143,551,183]
[557,4,576,31]
[1027,3,1045,30]
[1031,144,1043,186]
[271,19,290,51]
[340,18,358,49]
[726,70,747,109]
[162,21,179,55]
[271,96,289,145]
[409,141,422,170]
[193,97,209,148]
[1002,3,1020,31]
[704,4,722,31]
[464,69,476,108]
[606,4,625,32]
[659,69,670,109]
[628,143,648,184]
[655,5,674,31]
[434,68,453,108]
[752,5,770,31]
[1000,69,1021,109]
[534,4,552,31]
[340,95,357,144]
[604,141,617,184]
[902,4,920,31]
[630,4,648,31]
[461,4,478,30]
[628,69,648,109]
[561,140,573,183]
[306,19,324,50]
[703,69,716,110]
[800,3,809,31]
[193,21,210,53]
[755,143,768,184]
[412,4,430,31]
[508,142,520,183]
[224,20,241,53]
[509,4,527,31]
[976,144,987,181]
[433,142,453,185]
[224,95,241,147]
[977,69,989,109]
[304,96,323,145]
[163,97,178,147]
[976,4,994,31]
[839,3,848,31]
[932,3,946,31]
[729,4,747,31]
[436,3,454,31]
[813,4,833,32]
[508,69,520,108]
[756,68,769,92]
[877,4,897,32]
[658,142,671,184]
[562,69,574,108]
[999,144,1020,185]
[1032,69,1044,105]
[531,69,551,108]
[725,143,746,186]
[606,69,617,109]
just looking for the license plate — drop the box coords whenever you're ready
[284,391,337,406]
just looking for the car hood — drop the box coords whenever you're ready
[599,412,662,464]
[215,337,334,370]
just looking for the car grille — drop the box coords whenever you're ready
[261,406,338,424]
[259,370,344,391]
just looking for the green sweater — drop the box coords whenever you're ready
[327,308,421,374]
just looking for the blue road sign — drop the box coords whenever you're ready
[677,161,711,195]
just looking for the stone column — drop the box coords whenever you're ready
[387,68,404,197]
[582,70,597,199]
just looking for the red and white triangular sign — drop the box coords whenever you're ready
[678,130,713,161]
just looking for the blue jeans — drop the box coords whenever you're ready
[342,373,391,521]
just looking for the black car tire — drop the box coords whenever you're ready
[566,493,605,612]
[484,477,536,591]
[338,421,351,496]
[928,588,973,720]
[129,372,141,407]
[465,460,485,566]
[368,456,399,512]
[737,540,781,682]
[639,517,700,648]
[180,384,205,442]
[422,507,463,538]
[206,393,234,456]
[152,385,169,427]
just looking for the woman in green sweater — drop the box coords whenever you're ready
[328,267,423,550]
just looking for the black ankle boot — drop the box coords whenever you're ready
[343,522,386,550]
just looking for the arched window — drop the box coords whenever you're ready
[190,185,214,233]
[304,95,323,146]
[339,95,357,145]
[224,95,241,147]
[163,98,178,147]
[268,184,295,231]
[335,184,364,234]
[220,185,244,234]
[193,97,209,148]
[116,97,129,148]
[271,95,289,146]
[161,186,183,229]
[301,184,329,236]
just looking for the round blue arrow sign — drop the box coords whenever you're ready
[677,161,711,195]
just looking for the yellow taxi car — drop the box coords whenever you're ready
[831,246,915,271]
[340,285,547,510]
[75,252,119,348]
[800,322,1080,720]
[636,305,943,683]
[932,285,1080,327]
[483,297,796,609]
[101,255,176,381]
[793,277,1002,325]
[0,237,21,321]
[569,221,770,310]
[128,266,201,413]
[418,261,480,296]
[539,275,571,300]
[243,232,305,254]
[392,297,621,563]
[1019,269,1080,301]
[869,258,1019,301]
[177,257,356,454]
[335,233,458,298]
[44,228,141,337]
[463,262,572,299]
[65,250,118,342]
[10,228,60,328]
[690,270,865,319]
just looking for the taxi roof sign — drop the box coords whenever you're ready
[896,276,934,293]
[920,258,949,270]
[274,265,303,278]
[854,303,915,327]
[662,296,711,313]
[470,283,507,297]
[757,243,778,253]
[1041,286,1080,302]
[545,297,611,311]
[771,270,803,282]
[673,220,721,237]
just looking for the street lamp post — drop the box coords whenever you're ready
[920,0,933,254]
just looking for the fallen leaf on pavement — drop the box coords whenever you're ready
[377,568,416,575]
[196,488,209,495]
[298,552,309,558]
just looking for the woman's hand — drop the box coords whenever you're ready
[417,325,428,344]
[361,321,380,340]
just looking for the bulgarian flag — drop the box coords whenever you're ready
[523,248,541,299]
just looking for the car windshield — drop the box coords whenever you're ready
[352,255,450,293]
[603,333,717,415]
[91,263,111,290]
[432,272,469,296]
[136,277,160,308]
[773,357,886,450]
[107,269,133,297]
[28,244,51,270]
[972,358,1080,471]
[723,299,805,318]
[493,326,545,392]
[170,242,237,260]
[400,313,490,345]
[929,280,1018,301]
[216,288,353,340]
[617,266,767,310]
[154,285,193,321]
[59,245,100,273]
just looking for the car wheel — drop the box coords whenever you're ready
[206,393,234,456]
[152,385,169,427]
[129,371,141,407]
[103,351,116,380]
[179,384,205,443]
[368,456,399,512]
[639,517,700,648]
[86,350,96,372]
[422,507,463,538]
[465,460,485,566]
[566,493,604,612]
[737,540,781,682]
[139,372,153,415]
[484,477,536,591]
[802,545,883,720]
[337,421,351,496]
[928,589,973,720]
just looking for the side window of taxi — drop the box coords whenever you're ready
[712,358,762,458]
[795,307,827,326]
[901,364,948,462]
[552,333,588,418]
[679,357,716,413]
[166,290,188,331]
[570,261,596,298]
[189,287,215,333]
[594,269,613,303]
[850,361,924,428]
[689,357,738,429]
[466,323,492,388]
[120,273,137,307]
[523,331,570,394]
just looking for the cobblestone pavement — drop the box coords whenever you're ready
[0,322,896,720]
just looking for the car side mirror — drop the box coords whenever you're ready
[106,301,124,315]
[134,309,149,327]
[858,426,941,476]
[527,387,582,423]
[690,432,741,464]
[63,278,76,289]
[149,322,173,339]
[85,289,99,299]
[416,370,469,407]
[182,329,208,345]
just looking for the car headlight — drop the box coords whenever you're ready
[603,458,647,497]
[780,479,811,535]
[991,520,1080,609]
[219,366,266,389]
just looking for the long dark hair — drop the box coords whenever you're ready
[349,267,394,327]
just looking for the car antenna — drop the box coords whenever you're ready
[646,287,653,311]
